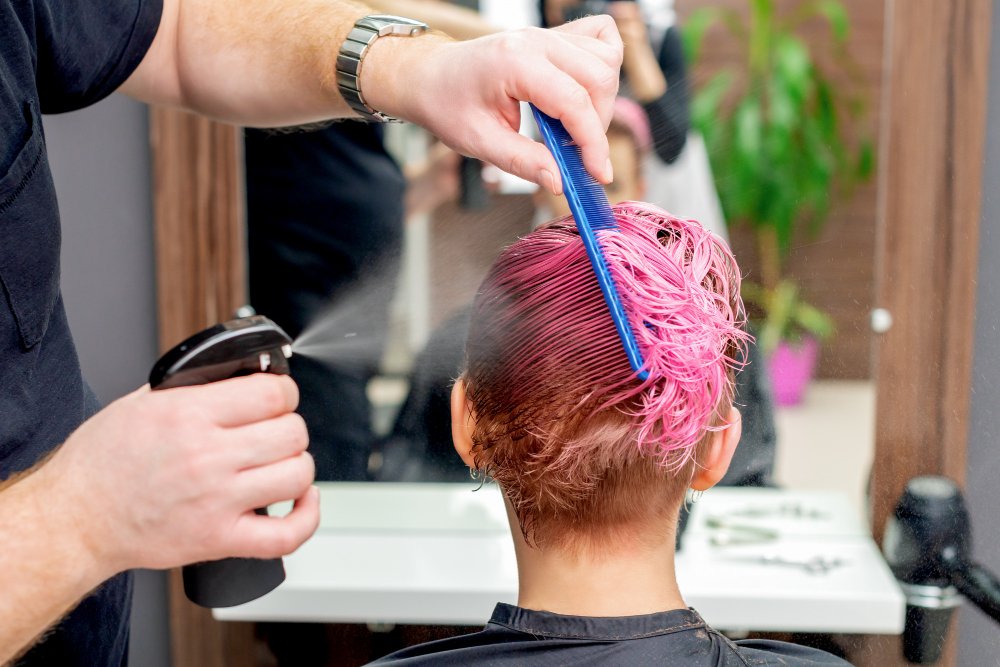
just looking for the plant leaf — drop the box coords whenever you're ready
[691,70,735,130]
[746,280,835,349]
[733,96,763,159]
[774,36,811,102]
[814,0,851,43]
[682,7,722,65]
[793,301,836,339]
[688,0,871,275]
[759,280,798,353]
[856,139,875,179]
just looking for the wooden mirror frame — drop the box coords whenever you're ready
[150,3,991,664]
[150,110,257,667]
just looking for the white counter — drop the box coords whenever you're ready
[213,483,904,634]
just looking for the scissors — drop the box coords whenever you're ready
[704,516,780,546]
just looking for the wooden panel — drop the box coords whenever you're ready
[870,0,989,548]
[151,108,247,349]
[677,0,884,379]
[864,1,991,666]
[150,108,258,667]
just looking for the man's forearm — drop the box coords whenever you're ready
[122,0,383,126]
[0,468,108,665]
[122,2,622,192]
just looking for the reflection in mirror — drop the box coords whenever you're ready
[678,0,882,514]
[245,121,406,482]
[239,1,888,664]
[244,0,881,508]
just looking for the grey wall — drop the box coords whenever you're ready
[46,96,159,402]
[44,95,170,667]
[959,1,1000,663]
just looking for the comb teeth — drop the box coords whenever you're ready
[531,105,648,380]
[536,112,617,231]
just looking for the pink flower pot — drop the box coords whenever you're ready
[767,337,819,406]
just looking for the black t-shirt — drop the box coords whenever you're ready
[370,603,852,666]
[640,25,690,165]
[0,0,162,664]
[244,124,405,481]
[245,123,405,339]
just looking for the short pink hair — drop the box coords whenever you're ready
[463,202,749,547]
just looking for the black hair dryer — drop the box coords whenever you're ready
[149,315,294,608]
[882,476,1000,663]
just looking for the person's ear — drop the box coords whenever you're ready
[451,378,477,468]
[690,405,742,491]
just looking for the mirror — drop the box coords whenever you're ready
[674,0,884,514]
[152,1,989,665]
[242,0,883,507]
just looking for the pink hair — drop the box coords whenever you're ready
[464,202,750,544]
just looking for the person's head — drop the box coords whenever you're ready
[451,203,750,554]
[536,97,650,219]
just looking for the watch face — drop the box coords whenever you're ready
[361,15,430,34]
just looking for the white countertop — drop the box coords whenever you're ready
[213,483,904,634]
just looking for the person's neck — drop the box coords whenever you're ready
[510,515,686,618]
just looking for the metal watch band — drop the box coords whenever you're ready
[336,15,428,123]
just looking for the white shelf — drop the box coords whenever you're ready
[215,483,903,634]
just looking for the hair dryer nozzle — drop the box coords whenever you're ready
[883,477,969,663]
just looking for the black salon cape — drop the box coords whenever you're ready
[370,604,852,666]
[0,0,162,664]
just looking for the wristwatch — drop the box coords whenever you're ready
[336,15,429,122]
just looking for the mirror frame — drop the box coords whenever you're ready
[150,108,256,667]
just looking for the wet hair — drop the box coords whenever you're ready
[462,202,750,549]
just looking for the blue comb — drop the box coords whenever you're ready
[530,105,649,381]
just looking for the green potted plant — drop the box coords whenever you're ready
[683,0,873,405]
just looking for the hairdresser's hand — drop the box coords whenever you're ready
[364,16,623,194]
[609,2,666,104]
[37,375,318,579]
